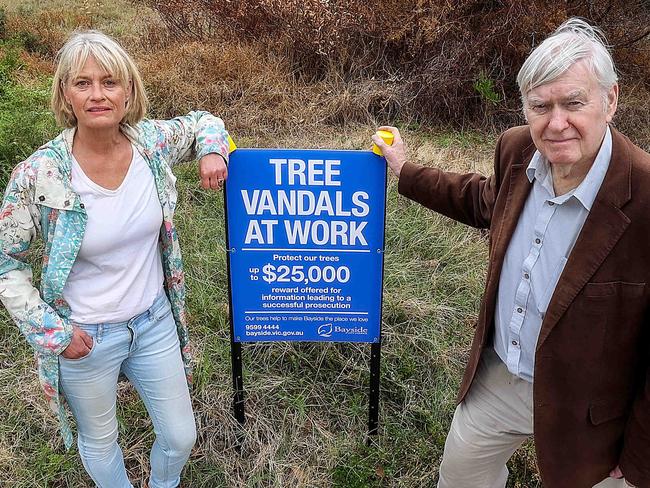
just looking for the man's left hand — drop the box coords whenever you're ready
[198,153,228,190]
[610,465,635,487]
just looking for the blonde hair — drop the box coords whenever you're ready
[51,30,148,127]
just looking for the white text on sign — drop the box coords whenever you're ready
[242,159,371,246]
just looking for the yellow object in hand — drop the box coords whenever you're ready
[372,130,394,156]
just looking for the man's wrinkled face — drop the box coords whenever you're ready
[524,60,618,171]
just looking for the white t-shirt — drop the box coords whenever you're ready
[63,146,164,323]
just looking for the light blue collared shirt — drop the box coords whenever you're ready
[493,127,612,382]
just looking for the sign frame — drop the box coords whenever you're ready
[223,147,387,440]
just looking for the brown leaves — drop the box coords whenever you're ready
[140,0,650,138]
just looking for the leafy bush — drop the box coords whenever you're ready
[144,0,650,133]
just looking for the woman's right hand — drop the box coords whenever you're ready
[61,326,94,359]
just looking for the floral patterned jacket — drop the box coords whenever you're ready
[0,111,230,449]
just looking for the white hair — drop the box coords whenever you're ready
[517,18,618,104]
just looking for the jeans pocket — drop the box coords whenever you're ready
[152,297,173,322]
[60,328,97,363]
[158,303,172,320]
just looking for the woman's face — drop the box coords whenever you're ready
[63,55,131,132]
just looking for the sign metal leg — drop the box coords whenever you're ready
[367,341,381,443]
[231,340,245,425]
[230,339,246,451]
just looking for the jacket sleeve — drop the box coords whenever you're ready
[0,162,72,356]
[148,110,231,167]
[397,131,507,229]
[619,333,650,487]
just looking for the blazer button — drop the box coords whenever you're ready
[80,203,85,209]
[39,195,45,202]
[64,200,70,206]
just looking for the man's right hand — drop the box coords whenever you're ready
[61,326,94,359]
[372,126,408,178]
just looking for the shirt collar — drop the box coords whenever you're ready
[526,126,612,211]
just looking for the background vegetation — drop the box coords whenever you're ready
[0,0,647,486]
[145,0,650,141]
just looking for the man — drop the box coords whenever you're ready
[373,18,649,488]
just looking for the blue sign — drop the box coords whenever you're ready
[225,149,386,343]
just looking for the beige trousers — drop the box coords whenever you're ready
[437,347,629,488]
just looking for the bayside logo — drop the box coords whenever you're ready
[317,323,370,337]
[334,326,368,335]
[317,323,333,337]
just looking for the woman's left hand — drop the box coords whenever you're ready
[198,153,228,190]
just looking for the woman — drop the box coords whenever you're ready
[0,30,230,487]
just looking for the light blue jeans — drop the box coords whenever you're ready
[59,292,196,488]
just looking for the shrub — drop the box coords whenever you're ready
[4,8,94,58]
[144,0,650,136]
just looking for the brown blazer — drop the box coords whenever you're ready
[398,125,650,488]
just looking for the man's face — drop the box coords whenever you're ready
[524,61,618,171]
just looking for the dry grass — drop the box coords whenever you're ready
[613,82,650,153]
[4,0,650,148]
[142,0,650,143]
[0,125,507,486]
[3,0,645,486]
[136,38,410,139]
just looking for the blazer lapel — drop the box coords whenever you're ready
[493,164,531,261]
[536,127,632,350]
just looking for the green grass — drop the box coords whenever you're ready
[0,3,542,487]
[0,42,57,186]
